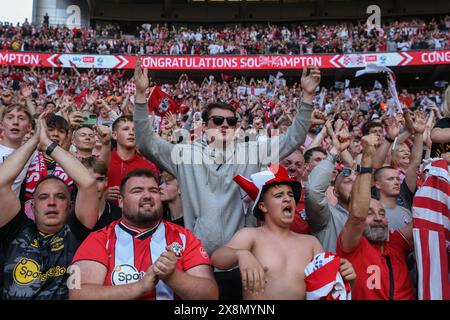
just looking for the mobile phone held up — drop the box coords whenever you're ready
[81,112,97,126]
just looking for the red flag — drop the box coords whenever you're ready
[38,79,46,92]
[228,99,240,110]
[412,159,450,300]
[264,99,275,110]
[147,86,180,116]
[221,73,233,82]
[73,89,89,108]
[399,95,414,107]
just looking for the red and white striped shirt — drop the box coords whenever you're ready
[412,159,450,300]
[72,219,211,300]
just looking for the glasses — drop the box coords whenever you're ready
[208,116,238,127]
[337,168,353,177]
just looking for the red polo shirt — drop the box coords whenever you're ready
[336,230,416,300]
[107,149,160,189]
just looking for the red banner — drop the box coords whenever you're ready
[1,50,450,70]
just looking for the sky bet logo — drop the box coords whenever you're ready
[111,264,145,285]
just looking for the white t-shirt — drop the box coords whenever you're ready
[0,144,33,197]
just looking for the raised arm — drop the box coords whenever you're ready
[259,67,320,164]
[64,111,84,151]
[21,85,37,116]
[304,118,328,151]
[431,126,450,144]
[95,125,112,167]
[133,56,177,175]
[304,128,350,233]
[120,93,130,112]
[372,117,400,169]
[38,117,98,229]
[340,134,380,252]
[405,111,426,192]
[0,117,41,227]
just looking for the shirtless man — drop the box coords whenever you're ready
[211,165,355,300]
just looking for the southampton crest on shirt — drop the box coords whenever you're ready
[170,242,183,258]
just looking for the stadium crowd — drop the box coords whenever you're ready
[0,47,449,301]
[1,15,450,55]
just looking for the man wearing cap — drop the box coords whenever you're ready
[133,58,321,299]
[211,164,355,299]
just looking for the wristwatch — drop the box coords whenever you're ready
[45,141,59,156]
[385,135,395,143]
[356,164,373,174]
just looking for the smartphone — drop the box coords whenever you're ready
[80,112,97,126]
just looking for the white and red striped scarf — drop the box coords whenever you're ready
[412,159,450,300]
[304,252,352,300]
[24,151,73,197]
[124,79,136,95]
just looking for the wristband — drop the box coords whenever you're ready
[356,165,373,174]
[45,142,59,156]
[328,151,339,163]
[385,135,395,143]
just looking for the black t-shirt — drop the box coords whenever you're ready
[0,211,91,300]
[94,201,122,231]
[162,203,184,227]
[430,117,450,158]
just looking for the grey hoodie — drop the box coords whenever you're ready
[304,154,349,253]
[134,101,312,255]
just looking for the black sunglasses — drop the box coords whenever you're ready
[208,116,238,126]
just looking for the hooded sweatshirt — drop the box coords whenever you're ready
[134,101,312,255]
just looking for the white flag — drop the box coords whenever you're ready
[237,86,247,100]
[45,80,58,96]
[387,73,402,114]
[387,98,397,116]
[355,63,393,77]
[344,88,352,101]
[344,79,350,88]
[373,80,383,90]
[367,90,384,104]
[434,81,448,88]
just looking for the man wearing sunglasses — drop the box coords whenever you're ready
[133,57,320,299]
[305,130,361,253]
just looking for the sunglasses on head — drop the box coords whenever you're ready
[208,116,238,126]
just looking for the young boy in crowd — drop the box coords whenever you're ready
[211,164,355,300]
